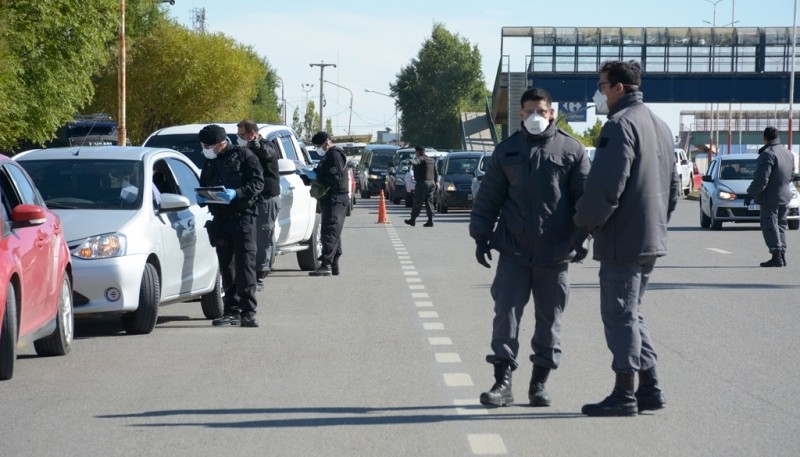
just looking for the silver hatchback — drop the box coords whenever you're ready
[15,147,223,334]
[699,153,800,230]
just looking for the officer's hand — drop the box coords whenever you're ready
[571,232,590,263]
[475,240,492,268]
[215,189,237,203]
[249,139,261,150]
[195,193,208,207]
[744,196,753,206]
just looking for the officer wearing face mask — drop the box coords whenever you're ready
[309,131,349,277]
[196,124,264,328]
[469,87,591,408]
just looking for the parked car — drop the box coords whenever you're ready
[699,153,800,230]
[675,148,695,196]
[357,144,399,198]
[0,156,73,380]
[434,151,483,213]
[15,146,225,334]
[470,151,493,205]
[404,151,449,208]
[143,123,321,271]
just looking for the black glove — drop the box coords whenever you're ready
[475,240,492,268]
[570,232,590,263]
[744,196,752,206]
[249,139,261,151]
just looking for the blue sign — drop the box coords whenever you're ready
[559,102,587,122]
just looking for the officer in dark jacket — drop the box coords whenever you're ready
[196,124,264,327]
[405,145,437,227]
[574,60,680,416]
[237,120,281,284]
[309,131,349,277]
[747,126,795,267]
[469,87,590,408]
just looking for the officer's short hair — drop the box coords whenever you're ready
[520,88,552,107]
[764,126,779,142]
[415,145,425,153]
[600,60,642,92]
[237,119,259,133]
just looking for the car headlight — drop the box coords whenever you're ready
[718,191,736,200]
[74,233,127,259]
[368,174,380,180]
[445,182,456,192]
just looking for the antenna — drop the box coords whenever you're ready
[191,7,206,33]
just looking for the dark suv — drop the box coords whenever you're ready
[357,145,399,198]
[435,151,482,213]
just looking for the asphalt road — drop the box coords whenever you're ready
[2,196,798,457]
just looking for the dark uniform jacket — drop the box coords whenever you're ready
[249,138,281,198]
[574,91,680,262]
[469,120,590,266]
[200,144,264,218]
[747,138,795,206]
[412,154,437,182]
[316,145,349,196]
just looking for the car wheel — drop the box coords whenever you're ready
[0,284,18,380]
[34,274,73,356]
[438,199,448,214]
[687,174,694,195]
[392,192,401,205]
[789,219,799,230]
[121,263,160,335]
[200,271,224,319]
[346,198,352,216]
[700,201,711,228]
[405,193,413,207]
[710,210,722,230]
[361,190,370,199]
[297,215,322,271]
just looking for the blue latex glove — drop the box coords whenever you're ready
[215,188,237,203]
[195,193,208,207]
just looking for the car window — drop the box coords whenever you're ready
[19,159,144,210]
[5,163,43,206]
[719,159,757,180]
[707,159,718,177]
[279,135,300,163]
[371,152,395,168]
[446,157,480,174]
[144,133,236,169]
[165,158,201,204]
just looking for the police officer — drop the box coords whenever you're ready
[237,120,281,286]
[405,146,437,227]
[309,132,349,277]
[574,60,679,416]
[469,87,590,408]
[746,126,795,267]
[196,124,264,327]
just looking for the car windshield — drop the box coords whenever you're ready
[718,159,757,180]
[448,157,480,174]
[19,159,144,210]
[340,145,365,157]
[371,154,392,168]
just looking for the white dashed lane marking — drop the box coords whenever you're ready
[443,373,473,386]
[423,322,445,330]
[412,292,429,298]
[415,301,433,307]
[409,285,425,290]
[453,399,488,416]
[418,311,438,318]
[467,434,508,455]
[706,247,733,254]
[428,337,452,345]
[435,352,461,363]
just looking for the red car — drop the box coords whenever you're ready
[0,156,73,380]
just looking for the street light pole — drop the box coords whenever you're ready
[790,0,797,149]
[276,75,286,125]
[324,80,353,135]
[309,62,336,132]
[364,88,399,144]
[118,0,126,146]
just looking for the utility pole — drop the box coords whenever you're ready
[118,0,126,146]
[309,62,336,132]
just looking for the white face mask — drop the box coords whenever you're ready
[593,90,609,115]
[236,137,248,147]
[316,145,327,156]
[523,113,549,135]
[202,147,217,160]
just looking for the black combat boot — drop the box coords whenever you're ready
[479,361,514,407]
[423,220,434,227]
[781,251,787,266]
[760,250,784,267]
[331,256,341,276]
[635,366,666,412]
[581,371,638,417]
[528,365,551,407]
[309,263,332,276]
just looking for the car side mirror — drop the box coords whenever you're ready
[681,159,689,165]
[702,175,713,182]
[792,173,800,182]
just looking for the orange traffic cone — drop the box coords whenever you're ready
[377,189,389,224]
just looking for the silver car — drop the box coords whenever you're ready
[15,147,223,334]
[470,151,493,205]
[699,153,800,230]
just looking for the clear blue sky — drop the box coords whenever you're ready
[169,0,796,140]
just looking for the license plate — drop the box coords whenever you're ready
[748,203,760,211]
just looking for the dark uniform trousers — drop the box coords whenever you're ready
[215,213,258,319]
[599,255,658,373]
[760,203,788,253]
[411,181,435,222]
[489,254,569,370]
[255,195,280,275]
[319,193,349,266]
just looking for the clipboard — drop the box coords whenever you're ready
[195,186,230,204]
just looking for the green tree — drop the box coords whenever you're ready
[391,23,487,150]
[325,118,333,135]
[582,119,604,147]
[90,21,267,143]
[303,101,320,141]
[247,56,281,124]
[292,107,304,139]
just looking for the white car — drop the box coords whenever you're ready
[675,148,695,196]
[143,123,321,271]
[15,146,223,334]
